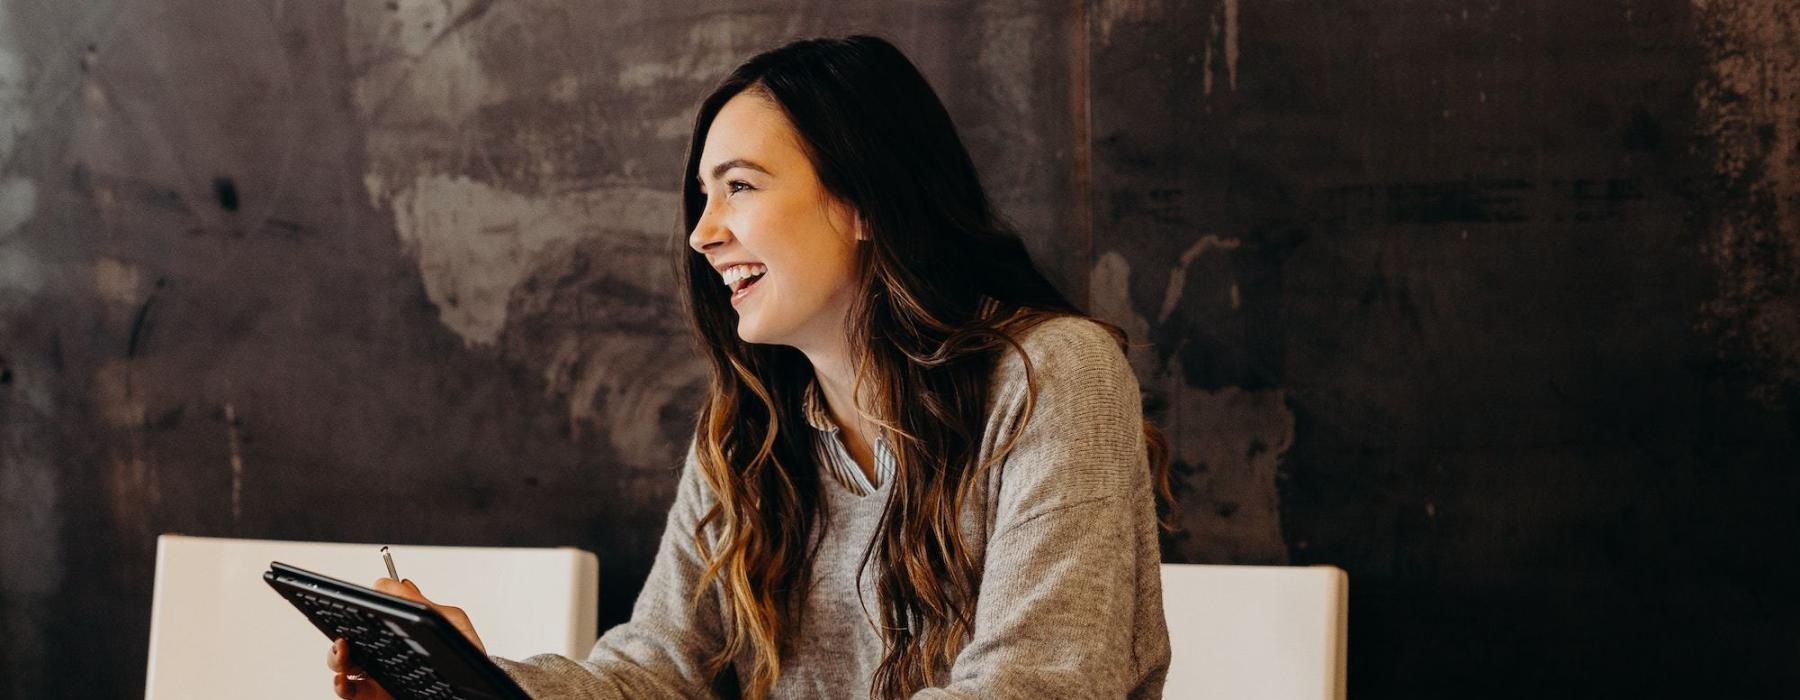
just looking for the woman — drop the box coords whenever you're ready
[330,34,1172,699]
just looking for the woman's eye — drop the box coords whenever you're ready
[727,180,754,195]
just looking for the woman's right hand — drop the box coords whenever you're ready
[326,577,489,699]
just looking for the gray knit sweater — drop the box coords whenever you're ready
[492,317,1170,698]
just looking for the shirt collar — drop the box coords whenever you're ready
[801,375,838,433]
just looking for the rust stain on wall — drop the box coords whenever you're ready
[1695,0,1800,403]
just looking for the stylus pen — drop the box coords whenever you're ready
[381,545,399,581]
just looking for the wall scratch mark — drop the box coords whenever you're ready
[125,292,155,358]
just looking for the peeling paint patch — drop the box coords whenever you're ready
[373,173,674,346]
[349,1,696,348]
[1159,234,1241,322]
[1090,251,1155,371]
[346,0,715,467]
[1091,249,1291,564]
[348,0,504,122]
[1694,0,1800,402]
[499,238,706,471]
[1160,375,1293,564]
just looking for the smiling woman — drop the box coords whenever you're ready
[328,34,1173,700]
[689,95,863,351]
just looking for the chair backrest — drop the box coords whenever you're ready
[144,534,599,700]
[1160,563,1348,700]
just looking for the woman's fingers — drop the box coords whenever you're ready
[329,638,392,699]
[327,638,359,674]
[335,672,391,700]
[372,578,488,652]
[372,577,422,602]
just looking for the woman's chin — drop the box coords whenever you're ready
[736,317,805,348]
[734,317,772,345]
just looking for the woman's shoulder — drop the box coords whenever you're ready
[1013,313,1121,350]
[991,314,1132,390]
[981,314,1148,517]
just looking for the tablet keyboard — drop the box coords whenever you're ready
[291,589,463,699]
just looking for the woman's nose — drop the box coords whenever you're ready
[688,200,730,253]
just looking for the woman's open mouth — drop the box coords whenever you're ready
[722,263,768,306]
[731,273,764,305]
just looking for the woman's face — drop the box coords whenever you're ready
[689,92,862,351]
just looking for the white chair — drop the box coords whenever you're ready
[144,534,599,700]
[1160,563,1348,700]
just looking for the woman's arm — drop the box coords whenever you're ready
[914,318,1171,699]
[491,443,731,699]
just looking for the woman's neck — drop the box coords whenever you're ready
[800,341,883,481]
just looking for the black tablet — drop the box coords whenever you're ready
[263,561,532,700]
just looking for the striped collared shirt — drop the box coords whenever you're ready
[801,296,1005,496]
[801,377,895,497]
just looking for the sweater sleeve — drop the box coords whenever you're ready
[912,318,1170,699]
[490,443,730,699]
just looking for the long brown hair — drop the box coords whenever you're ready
[676,35,1171,699]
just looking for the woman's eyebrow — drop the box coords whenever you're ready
[701,158,772,184]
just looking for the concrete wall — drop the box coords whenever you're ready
[0,1,1794,697]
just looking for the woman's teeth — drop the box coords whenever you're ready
[722,263,767,292]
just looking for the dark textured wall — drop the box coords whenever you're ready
[1093,2,1799,696]
[0,1,1794,698]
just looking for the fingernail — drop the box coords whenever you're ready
[403,578,416,589]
